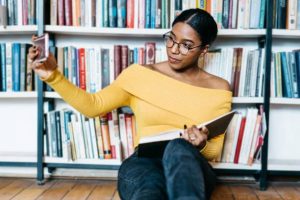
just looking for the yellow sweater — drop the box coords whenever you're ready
[44,64,232,160]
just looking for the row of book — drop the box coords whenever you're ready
[0,0,36,26]
[45,106,266,166]
[48,0,266,29]
[0,42,267,98]
[220,106,266,165]
[44,108,136,161]
[0,43,35,92]
[273,0,300,29]
[49,43,166,92]
[271,50,300,98]
[202,48,265,97]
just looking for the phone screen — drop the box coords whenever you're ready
[33,33,49,62]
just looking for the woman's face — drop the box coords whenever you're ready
[165,22,205,71]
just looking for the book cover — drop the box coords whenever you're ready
[100,115,112,159]
[0,43,6,91]
[138,110,237,158]
[64,0,72,26]
[0,5,7,27]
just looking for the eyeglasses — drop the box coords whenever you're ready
[162,32,203,55]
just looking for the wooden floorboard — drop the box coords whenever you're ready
[62,180,98,200]
[273,185,300,200]
[36,180,76,200]
[0,179,34,200]
[87,181,117,200]
[11,180,55,200]
[0,177,299,199]
[0,178,15,190]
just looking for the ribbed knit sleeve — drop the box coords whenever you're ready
[43,69,131,118]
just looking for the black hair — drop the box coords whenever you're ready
[172,8,218,46]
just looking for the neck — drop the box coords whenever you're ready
[172,65,202,81]
[174,64,200,75]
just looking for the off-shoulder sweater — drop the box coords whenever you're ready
[44,64,232,160]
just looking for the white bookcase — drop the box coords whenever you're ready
[0,27,38,175]
[268,30,300,173]
[0,0,280,190]
[0,27,267,177]
[40,27,265,173]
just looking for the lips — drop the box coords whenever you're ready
[168,56,181,64]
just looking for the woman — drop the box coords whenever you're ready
[29,8,232,200]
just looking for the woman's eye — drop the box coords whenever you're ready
[183,43,192,48]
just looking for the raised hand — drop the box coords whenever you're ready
[27,35,58,79]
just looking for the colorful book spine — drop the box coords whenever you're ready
[0,44,6,91]
[100,115,112,159]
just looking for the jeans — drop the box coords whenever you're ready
[118,138,216,200]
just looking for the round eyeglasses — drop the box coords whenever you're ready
[162,32,203,55]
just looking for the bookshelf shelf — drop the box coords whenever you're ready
[218,29,266,37]
[0,25,38,35]
[268,159,300,171]
[45,92,264,104]
[272,29,300,39]
[44,92,61,99]
[0,92,37,98]
[232,97,264,104]
[45,26,265,38]
[270,98,300,105]
[210,162,261,170]
[44,157,122,166]
[0,152,36,162]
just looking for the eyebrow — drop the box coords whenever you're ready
[169,31,195,44]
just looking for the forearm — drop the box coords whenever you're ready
[43,69,130,117]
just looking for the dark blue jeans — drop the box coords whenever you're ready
[117,138,216,200]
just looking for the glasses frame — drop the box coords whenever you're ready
[162,32,204,55]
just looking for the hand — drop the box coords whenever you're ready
[182,125,208,150]
[28,35,58,79]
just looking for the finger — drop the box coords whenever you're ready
[28,52,39,63]
[29,46,38,53]
[191,125,201,136]
[201,126,209,135]
[31,35,38,41]
[33,62,44,69]
[182,131,190,141]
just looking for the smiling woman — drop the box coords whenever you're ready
[27,8,232,200]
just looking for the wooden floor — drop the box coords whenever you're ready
[0,177,300,200]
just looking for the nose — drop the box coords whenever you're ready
[170,42,180,54]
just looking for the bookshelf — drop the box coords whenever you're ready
[45,25,266,38]
[0,0,277,190]
[37,3,270,192]
[0,0,38,171]
[266,0,300,177]
[0,25,37,34]
[0,91,37,98]
[44,92,264,104]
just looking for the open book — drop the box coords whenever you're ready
[137,110,237,158]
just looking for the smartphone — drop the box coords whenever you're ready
[33,33,49,62]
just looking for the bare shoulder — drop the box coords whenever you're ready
[144,62,169,73]
[143,64,156,70]
[205,73,231,91]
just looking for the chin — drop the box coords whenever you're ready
[168,63,186,72]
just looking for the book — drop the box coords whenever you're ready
[0,5,7,27]
[137,110,237,158]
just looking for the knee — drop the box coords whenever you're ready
[163,138,196,161]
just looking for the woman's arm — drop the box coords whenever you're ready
[28,43,131,117]
[43,69,131,118]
